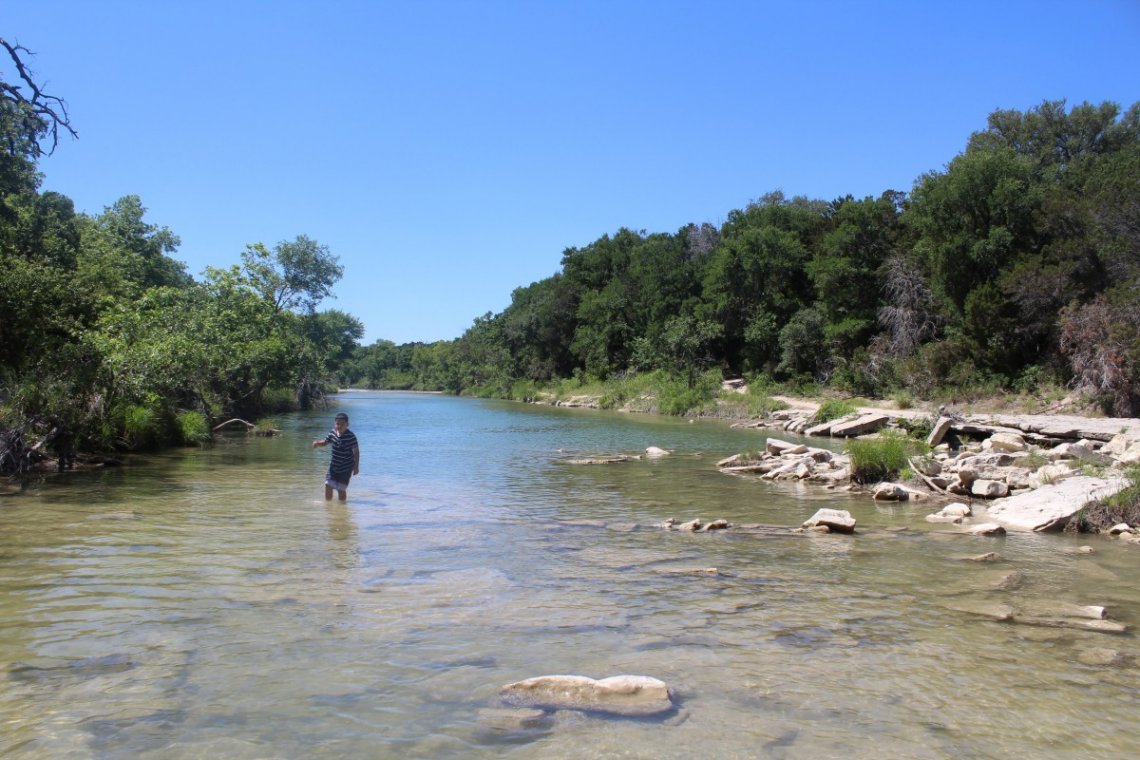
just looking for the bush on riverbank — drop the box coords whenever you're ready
[176,411,211,445]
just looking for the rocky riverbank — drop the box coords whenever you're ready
[727,403,1140,536]
[543,386,1140,538]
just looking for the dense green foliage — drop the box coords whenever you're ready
[0,39,360,461]
[344,99,1140,417]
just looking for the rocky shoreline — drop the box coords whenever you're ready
[546,391,1140,539]
[731,405,1140,536]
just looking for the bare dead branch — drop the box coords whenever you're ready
[1,36,78,156]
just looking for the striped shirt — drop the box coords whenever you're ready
[324,428,359,475]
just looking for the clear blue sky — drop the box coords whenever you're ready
[7,1,1139,345]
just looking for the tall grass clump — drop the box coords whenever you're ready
[812,399,857,424]
[118,403,160,448]
[176,410,210,445]
[846,430,927,484]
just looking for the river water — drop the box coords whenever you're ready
[2,391,1139,759]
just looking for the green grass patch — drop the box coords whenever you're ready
[812,399,858,424]
[846,430,928,484]
[1106,467,1140,509]
[253,418,279,436]
[655,369,722,415]
[744,382,790,416]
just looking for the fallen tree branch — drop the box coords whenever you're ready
[909,456,947,494]
[213,418,255,431]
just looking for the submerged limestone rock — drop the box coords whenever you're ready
[801,508,856,534]
[478,707,549,731]
[965,523,1007,536]
[500,675,674,717]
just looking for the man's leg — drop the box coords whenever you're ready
[324,483,334,500]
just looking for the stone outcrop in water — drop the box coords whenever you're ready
[477,707,550,731]
[661,517,731,532]
[801,508,856,534]
[557,454,639,465]
[716,438,849,486]
[555,444,671,465]
[499,674,674,717]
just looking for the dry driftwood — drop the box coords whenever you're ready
[213,418,256,432]
[908,456,948,494]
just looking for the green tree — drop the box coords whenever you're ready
[241,234,344,314]
[968,99,1139,178]
[627,230,705,351]
[807,192,906,358]
[498,274,578,381]
[76,196,190,300]
[660,315,723,388]
[907,147,1041,317]
[702,224,812,372]
[776,307,828,378]
[701,193,826,373]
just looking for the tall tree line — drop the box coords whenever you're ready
[345,99,1140,416]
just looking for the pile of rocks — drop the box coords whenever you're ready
[715,437,851,486]
[902,429,1125,501]
[718,408,1140,534]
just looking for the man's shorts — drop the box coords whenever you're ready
[325,471,352,491]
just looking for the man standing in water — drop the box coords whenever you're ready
[312,412,360,501]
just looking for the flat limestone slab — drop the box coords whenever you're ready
[500,675,674,716]
[983,476,1129,532]
[963,413,1140,444]
[829,413,889,438]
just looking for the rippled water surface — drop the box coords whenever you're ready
[2,392,1139,758]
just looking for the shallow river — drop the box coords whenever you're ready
[2,391,1139,759]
